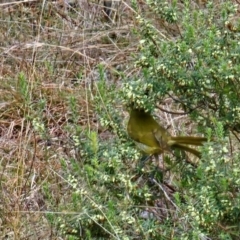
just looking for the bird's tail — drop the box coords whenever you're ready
[173,143,202,158]
[171,136,207,146]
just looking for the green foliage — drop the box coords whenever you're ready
[180,131,240,238]
[69,96,80,125]
[18,72,30,103]
[147,0,178,23]
[124,1,240,131]
[57,131,153,239]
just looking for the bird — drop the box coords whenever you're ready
[127,108,207,161]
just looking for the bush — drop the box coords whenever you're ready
[122,0,240,239]
[125,1,240,132]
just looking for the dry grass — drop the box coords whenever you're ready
[0,0,139,238]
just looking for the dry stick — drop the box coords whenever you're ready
[151,178,179,210]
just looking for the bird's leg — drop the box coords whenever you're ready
[137,155,151,172]
[147,154,165,183]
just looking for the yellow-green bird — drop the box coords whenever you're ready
[127,108,207,159]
